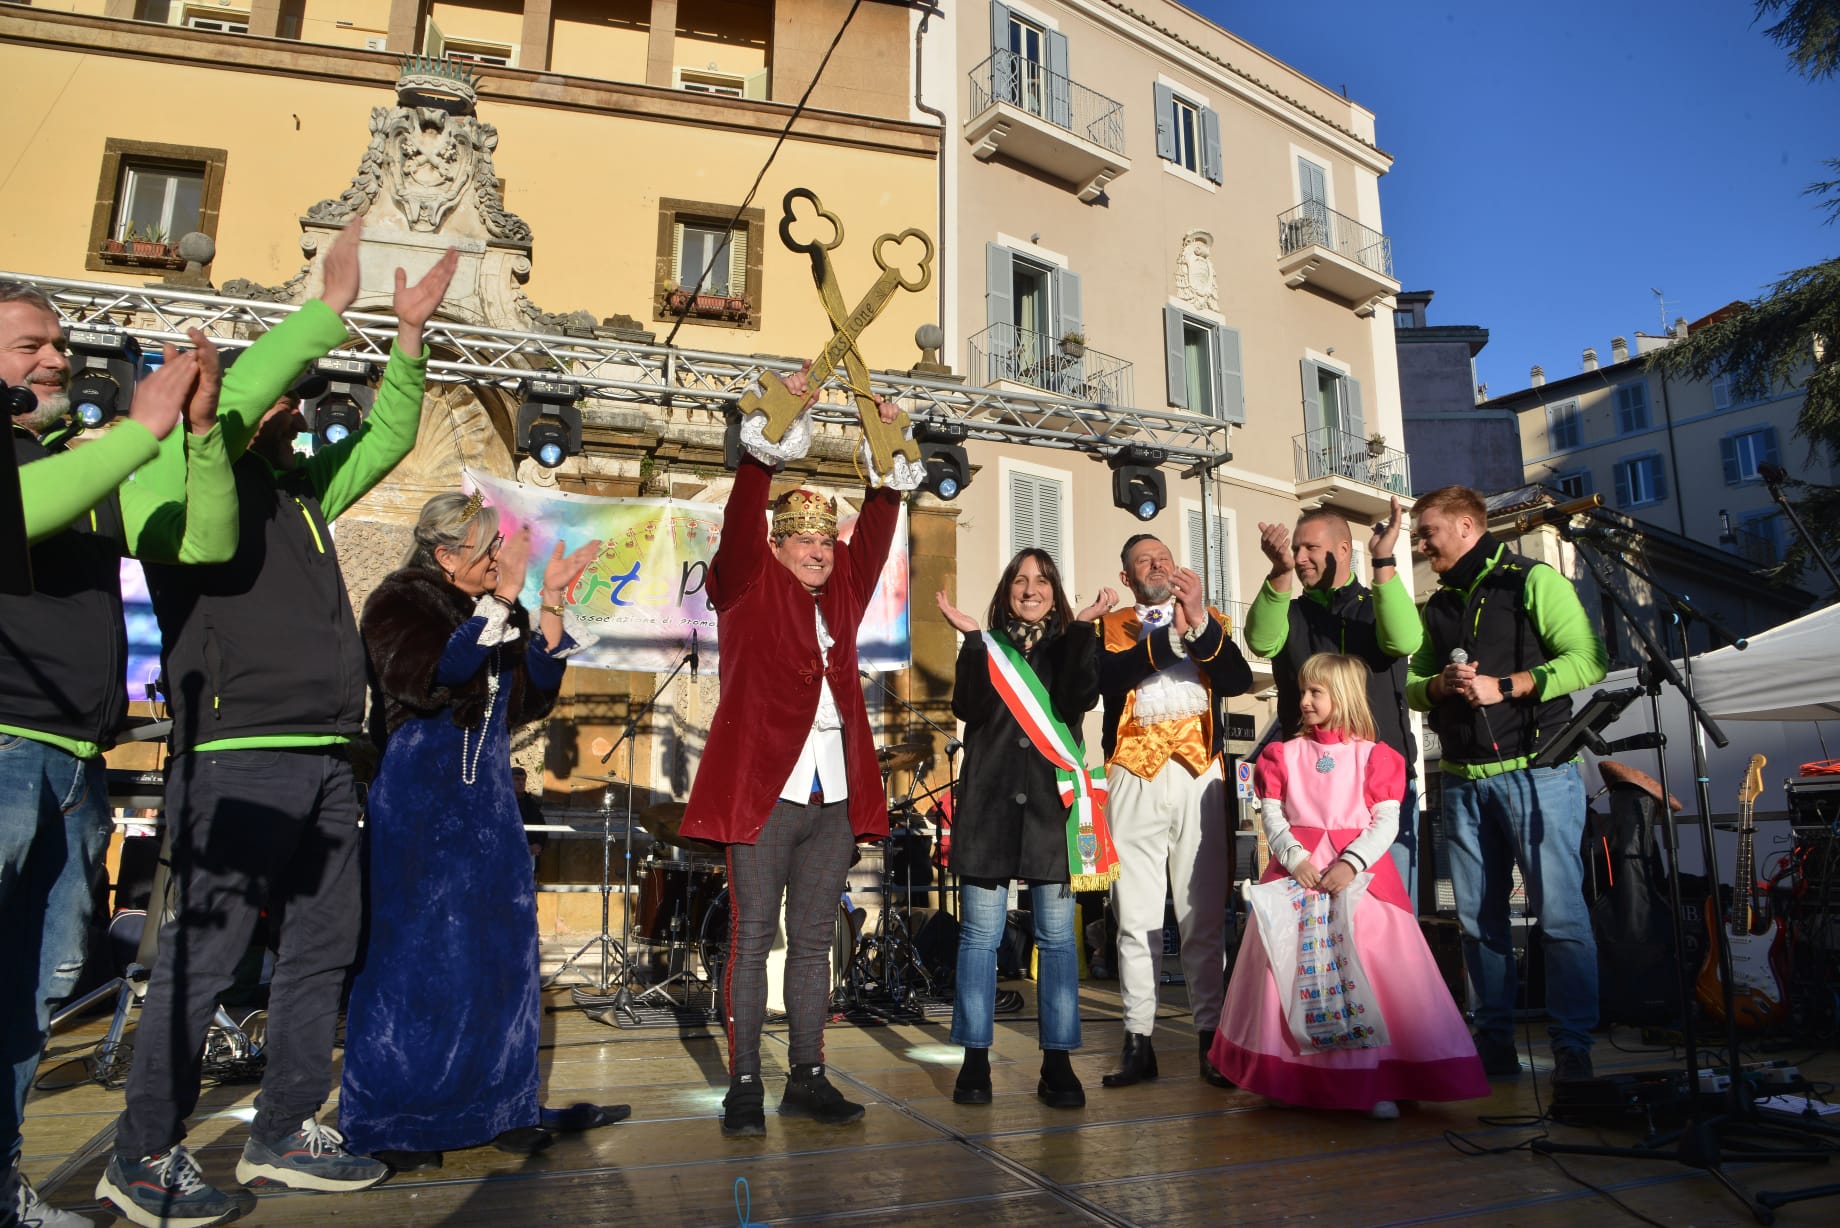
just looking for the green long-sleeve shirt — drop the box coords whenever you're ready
[1244,572,1423,660]
[1406,549,1608,778]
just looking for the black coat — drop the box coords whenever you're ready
[950,625,1100,883]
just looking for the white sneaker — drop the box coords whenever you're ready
[1367,1100,1400,1120]
[5,1164,95,1228]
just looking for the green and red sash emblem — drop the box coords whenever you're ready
[981,632,1119,890]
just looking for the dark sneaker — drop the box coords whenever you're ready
[236,1117,388,1192]
[779,1064,864,1125]
[722,1073,766,1137]
[5,1164,94,1228]
[1552,1047,1595,1083]
[1474,1034,1522,1077]
[95,1146,237,1228]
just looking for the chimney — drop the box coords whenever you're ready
[1673,316,1689,339]
[1582,347,1599,372]
[1530,364,1545,387]
[1611,336,1629,363]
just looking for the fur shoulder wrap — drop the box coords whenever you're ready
[361,566,534,739]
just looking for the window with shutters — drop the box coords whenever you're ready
[1163,306,1243,424]
[1614,382,1651,434]
[1547,398,1582,451]
[655,198,765,330]
[1552,468,1593,500]
[1153,82,1222,185]
[1181,503,1234,609]
[1721,426,1780,485]
[1297,356,1365,479]
[1002,462,1071,580]
[1613,453,1667,507]
[1738,509,1787,565]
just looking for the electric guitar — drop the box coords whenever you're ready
[1695,754,1789,1029]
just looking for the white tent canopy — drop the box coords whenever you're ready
[1688,601,1840,722]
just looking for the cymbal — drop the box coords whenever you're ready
[638,801,722,855]
[877,742,929,774]
[571,774,625,787]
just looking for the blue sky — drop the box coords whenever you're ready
[1198,1,1838,397]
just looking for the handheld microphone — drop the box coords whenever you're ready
[688,629,699,681]
[1512,494,1603,534]
[1449,648,1468,666]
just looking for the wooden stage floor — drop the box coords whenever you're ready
[20,980,1840,1227]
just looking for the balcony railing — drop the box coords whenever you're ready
[1277,202,1394,279]
[964,52,1130,201]
[1293,426,1411,494]
[968,51,1126,154]
[967,323,1133,406]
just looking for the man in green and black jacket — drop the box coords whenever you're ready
[1246,496,1424,905]
[1406,485,1607,1086]
[2,281,235,1228]
[98,222,458,1228]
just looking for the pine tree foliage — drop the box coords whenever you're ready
[1756,0,1840,79]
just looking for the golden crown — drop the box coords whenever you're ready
[459,489,487,522]
[771,488,837,538]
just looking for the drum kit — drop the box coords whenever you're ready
[553,735,960,1024]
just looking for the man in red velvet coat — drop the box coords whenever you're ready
[682,367,921,1137]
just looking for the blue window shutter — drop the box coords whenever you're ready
[1216,324,1245,425]
[1154,83,1176,161]
[985,243,1013,331]
[1762,426,1780,467]
[1721,435,1740,485]
[1201,106,1223,183]
[1343,376,1365,441]
[1299,157,1327,206]
[1614,462,1631,507]
[1299,359,1324,437]
[1045,29,1071,128]
[1054,266,1082,344]
[1164,306,1187,408]
[1651,457,1667,501]
[989,4,1014,101]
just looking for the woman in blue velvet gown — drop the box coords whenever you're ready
[339,491,599,1168]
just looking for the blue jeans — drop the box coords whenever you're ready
[951,879,1080,1051]
[1385,778,1422,913]
[0,736,109,1163]
[1443,762,1597,1052]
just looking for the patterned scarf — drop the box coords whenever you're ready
[1004,616,1047,653]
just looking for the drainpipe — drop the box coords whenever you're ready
[1656,366,1686,537]
[912,2,948,337]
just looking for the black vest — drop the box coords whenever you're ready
[1271,579,1415,771]
[143,454,369,751]
[0,430,129,747]
[1421,546,1573,766]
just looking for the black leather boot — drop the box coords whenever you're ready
[954,1048,993,1105]
[780,1064,865,1125]
[1197,1029,1233,1088]
[1037,1049,1085,1108]
[722,1073,766,1137]
[1100,1033,1158,1088]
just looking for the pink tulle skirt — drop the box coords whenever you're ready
[1208,828,1489,1110]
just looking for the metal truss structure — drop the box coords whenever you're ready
[8,272,1234,465]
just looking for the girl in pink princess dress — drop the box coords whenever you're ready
[1209,653,1487,1118]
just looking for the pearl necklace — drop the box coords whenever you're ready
[460,648,501,786]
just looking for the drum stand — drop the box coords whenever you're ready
[556,640,695,1023]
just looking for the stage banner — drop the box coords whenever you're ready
[464,468,910,674]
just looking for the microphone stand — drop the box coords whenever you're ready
[1527,524,1831,1222]
[562,640,696,1024]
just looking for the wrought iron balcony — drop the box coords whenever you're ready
[1276,202,1399,316]
[965,51,1130,201]
[967,323,1132,406]
[1292,426,1411,519]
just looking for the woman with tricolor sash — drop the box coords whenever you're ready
[935,549,1119,1109]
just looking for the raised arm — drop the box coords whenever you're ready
[19,423,159,542]
[119,345,240,565]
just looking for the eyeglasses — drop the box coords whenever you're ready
[487,532,504,558]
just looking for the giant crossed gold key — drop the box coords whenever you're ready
[738,188,933,480]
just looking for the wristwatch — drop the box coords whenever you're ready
[1497,675,1516,699]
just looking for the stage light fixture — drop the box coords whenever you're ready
[299,356,376,447]
[516,378,584,469]
[916,419,971,501]
[1109,445,1168,522]
[66,328,141,430]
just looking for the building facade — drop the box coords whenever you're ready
[1394,288,1520,495]
[929,0,1409,753]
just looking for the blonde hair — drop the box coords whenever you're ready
[1297,653,1376,741]
[403,491,501,572]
